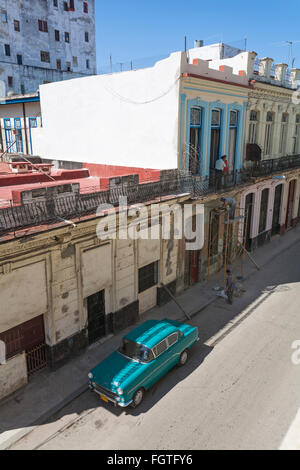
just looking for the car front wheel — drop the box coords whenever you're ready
[131,388,145,408]
[178,349,188,366]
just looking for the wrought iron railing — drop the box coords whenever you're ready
[246,154,300,178]
[0,171,245,236]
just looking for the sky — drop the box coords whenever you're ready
[94,0,300,73]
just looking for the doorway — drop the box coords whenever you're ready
[285,180,296,230]
[244,193,254,250]
[87,290,106,344]
[272,184,283,235]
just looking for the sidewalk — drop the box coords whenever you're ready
[1,225,300,450]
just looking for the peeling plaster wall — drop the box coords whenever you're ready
[0,0,96,96]
[0,352,27,400]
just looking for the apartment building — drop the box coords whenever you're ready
[0,0,96,96]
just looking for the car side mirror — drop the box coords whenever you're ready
[179,331,184,339]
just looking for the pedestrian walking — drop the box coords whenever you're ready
[225,269,235,304]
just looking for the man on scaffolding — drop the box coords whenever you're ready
[220,197,237,220]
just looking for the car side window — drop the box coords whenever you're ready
[153,339,168,357]
[167,332,178,347]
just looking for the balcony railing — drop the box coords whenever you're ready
[246,154,300,178]
[0,171,246,236]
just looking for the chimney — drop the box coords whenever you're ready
[194,40,204,48]
[290,68,300,87]
[275,63,288,84]
[259,57,273,79]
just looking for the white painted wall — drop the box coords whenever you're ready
[0,352,27,400]
[32,52,184,169]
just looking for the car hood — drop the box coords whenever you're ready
[90,350,143,390]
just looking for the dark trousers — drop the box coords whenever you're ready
[215,170,223,190]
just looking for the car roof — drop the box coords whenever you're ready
[124,319,180,349]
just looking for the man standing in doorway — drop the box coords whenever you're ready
[215,155,226,191]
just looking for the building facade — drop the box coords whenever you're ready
[0,0,96,96]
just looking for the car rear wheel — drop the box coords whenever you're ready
[178,349,188,366]
[131,388,145,408]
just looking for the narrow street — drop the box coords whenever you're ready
[10,240,300,450]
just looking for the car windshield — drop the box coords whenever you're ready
[118,338,152,363]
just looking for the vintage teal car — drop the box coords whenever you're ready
[88,318,199,408]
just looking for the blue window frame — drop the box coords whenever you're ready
[28,117,37,155]
[210,108,221,170]
[228,110,238,172]
[4,118,13,153]
[14,118,23,153]
[189,107,202,174]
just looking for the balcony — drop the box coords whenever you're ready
[0,171,248,236]
[246,154,300,178]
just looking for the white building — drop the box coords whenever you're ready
[0,0,96,97]
[32,42,253,172]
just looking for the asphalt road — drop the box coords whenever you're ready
[11,240,300,450]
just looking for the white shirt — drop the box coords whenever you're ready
[215,159,226,171]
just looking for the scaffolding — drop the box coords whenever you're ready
[207,203,249,283]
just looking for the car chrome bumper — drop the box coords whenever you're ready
[89,384,132,408]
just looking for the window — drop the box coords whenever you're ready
[65,32,70,43]
[56,59,61,70]
[69,0,75,10]
[85,31,89,42]
[167,332,178,347]
[83,2,89,13]
[153,339,168,357]
[86,59,90,69]
[279,113,288,155]
[17,54,22,65]
[41,51,50,63]
[14,19,20,31]
[4,44,10,56]
[55,29,60,41]
[189,107,202,174]
[293,115,300,154]
[73,56,78,66]
[138,262,158,293]
[8,76,13,87]
[264,112,273,156]
[66,61,71,71]
[210,109,221,172]
[64,2,68,11]
[21,84,25,94]
[228,110,238,172]
[248,110,259,144]
[53,0,58,7]
[38,20,48,32]
[1,10,7,23]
